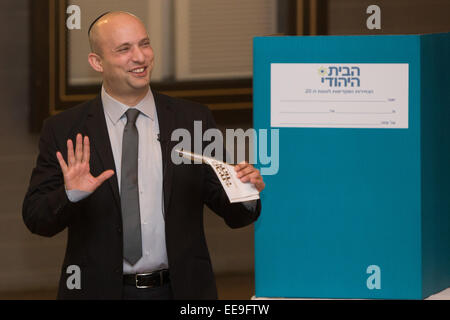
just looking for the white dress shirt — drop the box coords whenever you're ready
[101,87,168,274]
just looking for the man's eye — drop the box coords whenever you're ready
[118,47,129,52]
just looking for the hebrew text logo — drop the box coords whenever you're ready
[319,66,361,87]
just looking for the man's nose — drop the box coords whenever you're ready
[131,46,145,63]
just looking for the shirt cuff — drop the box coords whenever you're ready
[65,188,92,203]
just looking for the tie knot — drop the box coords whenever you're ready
[125,108,140,125]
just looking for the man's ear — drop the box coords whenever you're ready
[88,53,103,72]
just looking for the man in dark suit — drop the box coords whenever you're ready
[22,12,264,299]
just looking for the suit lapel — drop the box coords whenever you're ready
[153,91,175,218]
[83,96,121,211]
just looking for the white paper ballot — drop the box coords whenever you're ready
[176,150,260,203]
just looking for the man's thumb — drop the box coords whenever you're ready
[97,170,115,184]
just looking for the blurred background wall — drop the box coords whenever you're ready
[0,0,67,295]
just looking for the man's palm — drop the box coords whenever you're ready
[56,134,114,193]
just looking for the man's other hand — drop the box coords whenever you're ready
[234,162,265,192]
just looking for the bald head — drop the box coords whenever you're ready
[87,11,154,105]
[88,11,145,55]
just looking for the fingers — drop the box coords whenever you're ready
[247,172,265,192]
[253,180,265,192]
[234,161,249,172]
[56,151,68,174]
[249,172,265,191]
[82,136,90,164]
[240,170,260,183]
[95,170,115,186]
[67,139,75,166]
[234,162,266,192]
[66,134,90,166]
[235,162,255,179]
[75,134,83,163]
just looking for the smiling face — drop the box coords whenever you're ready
[88,12,154,104]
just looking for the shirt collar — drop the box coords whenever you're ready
[101,86,156,124]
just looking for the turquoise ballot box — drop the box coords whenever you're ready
[253,33,450,299]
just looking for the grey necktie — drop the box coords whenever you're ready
[121,108,142,265]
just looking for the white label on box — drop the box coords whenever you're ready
[271,63,409,128]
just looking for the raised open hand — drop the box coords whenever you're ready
[56,133,114,192]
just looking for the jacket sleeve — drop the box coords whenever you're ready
[201,108,261,228]
[22,119,80,237]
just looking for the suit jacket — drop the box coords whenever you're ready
[22,90,261,299]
